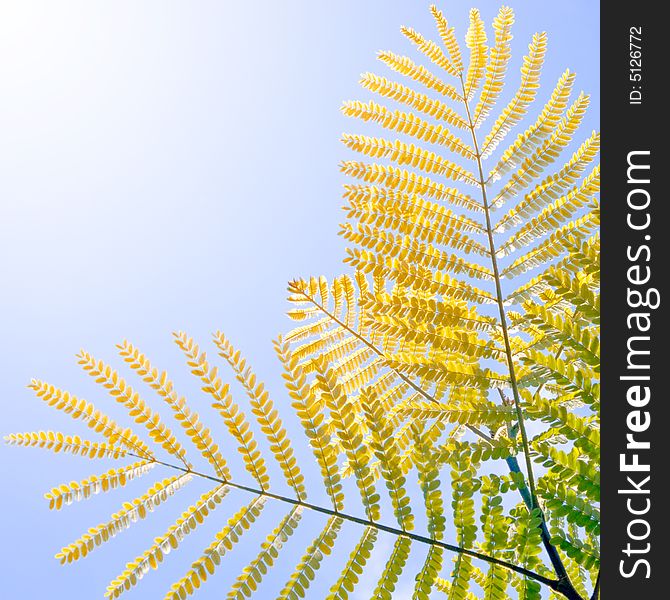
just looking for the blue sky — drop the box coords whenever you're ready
[0,1,599,598]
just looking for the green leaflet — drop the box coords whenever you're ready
[479,476,511,600]
[509,508,544,600]
[371,536,412,600]
[279,516,343,600]
[362,389,414,531]
[325,526,378,600]
[164,496,267,600]
[227,507,303,599]
[447,448,479,600]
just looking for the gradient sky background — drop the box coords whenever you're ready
[1,1,599,598]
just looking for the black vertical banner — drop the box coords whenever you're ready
[601,2,667,599]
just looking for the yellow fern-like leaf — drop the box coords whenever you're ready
[340,161,481,211]
[79,351,190,468]
[371,316,504,362]
[275,337,345,512]
[106,485,230,598]
[213,331,306,500]
[495,130,600,231]
[473,6,514,126]
[361,388,414,530]
[341,101,474,159]
[56,474,191,564]
[291,332,352,371]
[314,362,380,521]
[118,340,231,480]
[278,516,343,600]
[28,379,154,459]
[344,184,483,234]
[502,204,599,278]
[380,261,496,305]
[164,496,267,600]
[360,72,468,129]
[326,526,378,600]
[491,92,590,210]
[4,431,127,459]
[342,224,494,280]
[430,5,463,72]
[341,130,475,171]
[400,400,513,428]
[401,25,461,78]
[45,460,154,510]
[387,352,506,389]
[227,507,303,599]
[499,166,600,257]
[174,332,269,489]
[488,69,576,182]
[481,31,548,158]
[343,189,488,257]
[360,290,497,334]
[463,8,488,101]
[377,50,462,102]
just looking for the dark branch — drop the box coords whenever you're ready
[130,452,560,590]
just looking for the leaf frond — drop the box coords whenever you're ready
[278,516,343,600]
[361,388,414,531]
[164,496,267,600]
[28,379,154,459]
[56,474,192,565]
[214,331,306,500]
[78,351,189,468]
[473,6,514,127]
[118,340,230,480]
[227,506,304,599]
[430,5,464,72]
[360,72,468,129]
[340,161,481,210]
[488,69,575,182]
[314,362,380,522]
[378,50,462,101]
[106,485,230,598]
[45,460,154,510]
[174,332,269,489]
[371,535,412,599]
[401,25,462,78]
[325,526,378,600]
[481,31,548,158]
[275,338,345,512]
[4,431,127,459]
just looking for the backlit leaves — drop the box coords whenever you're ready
[7,5,599,600]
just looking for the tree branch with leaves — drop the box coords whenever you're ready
[6,5,599,599]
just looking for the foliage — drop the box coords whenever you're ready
[6,5,599,600]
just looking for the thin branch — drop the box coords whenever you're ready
[458,74,539,509]
[127,452,559,590]
[459,75,582,600]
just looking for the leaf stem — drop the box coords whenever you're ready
[458,75,583,599]
[458,75,538,508]
[128,452,559,590]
